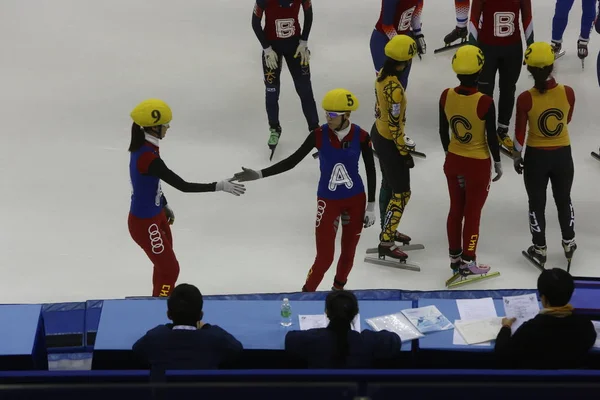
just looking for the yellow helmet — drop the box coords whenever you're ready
[524,42,555,68]
[321,88,359,112]
[452,45,485,75]
[384,35,418,62]
[130,99,173,127]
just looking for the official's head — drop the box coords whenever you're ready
[537,268,575,308]
[452,45,485,86]
[325,290,359,326]
[167,284,204,327]
[322,89,359,131]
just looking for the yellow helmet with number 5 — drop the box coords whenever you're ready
[452,45,485,75]
[322,89,359,112]
[524,42,555,68]
[130,99,173,127]
[384,35,418,62]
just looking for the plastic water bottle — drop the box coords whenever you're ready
[280,298,292,327]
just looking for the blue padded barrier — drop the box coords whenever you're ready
[85,300,103,349]
[42,302,85,352]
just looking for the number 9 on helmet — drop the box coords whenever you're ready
[384,35,418,62]
[130,99,173,127]
[452,45,485,75]
[322,89,359,112]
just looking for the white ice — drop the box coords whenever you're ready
[1,0,598,304]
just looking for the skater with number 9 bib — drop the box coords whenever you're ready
[439,45,502,287]
[232,89,377,292]
[468,0,534,155]
[512,42,577,271]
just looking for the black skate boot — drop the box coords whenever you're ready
[268,125,282,161]
[378,242,408,261]
[444,26,467,45]
[577,38,588,68]
[562,238,577,272]
[524,244,547,270]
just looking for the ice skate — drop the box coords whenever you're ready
[434,26,467,54]
[447,259,500,288]
[522,244,547,271]
[364,241,423,272]
[365,232,424,254]
[562,239,577,272]
[497,126,514,158]
[552,40,565,60]
[591,147,600,161]
[404,136,427,159]
[577,38,588,68]
[444,252,463,286]
[268,126,281,161]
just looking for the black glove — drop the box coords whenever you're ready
[415,33,426,56]
[513,156,524,174]
[164,205,175,225]
[403,153,415,169]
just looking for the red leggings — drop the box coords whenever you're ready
[128,211,180,296]
[444,153,491,260]
[303,193,366,292]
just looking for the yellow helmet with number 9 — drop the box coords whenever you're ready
[322,89,359,112]
[384,35,418,62]
[130,99,173,127]
[452,45,485,75]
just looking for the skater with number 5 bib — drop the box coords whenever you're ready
[232,89,376,292]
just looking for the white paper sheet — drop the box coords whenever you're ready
[454,317,503,345]
[298,314,361,332]
[593,321,600,349]
[502,294,540,334]
[456,298,498,321]
[452,321,490,346]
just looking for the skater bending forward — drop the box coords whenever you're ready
[232,89,377,292]
[512,42,576,269]
[439,45,502,280]
[371,35,418,262]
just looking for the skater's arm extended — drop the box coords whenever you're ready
[467,0,483,44]
[260,131,316,178]
[479,95,501,162]
[381,0,401,39]
[513,91,532,152]
[251,0,270,49]
[520,0,534,46]
[438,89,451,152]
[360,132,377,203]
[146,158,217,193]
[300,0,313,41]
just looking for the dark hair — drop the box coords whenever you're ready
[528,64,554,94]
[129,122,146,152]
[537,268,574,307]
[377,58,408,83]
[167,284,204,326]
[457,72,480,87]
[325,290,359,367]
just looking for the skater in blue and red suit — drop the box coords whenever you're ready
[443,0,471,46]
[551,0,598,62]
[596,0,600,85]
[232,89,377,292]
[128,99,246,297]
[252,0,319,154]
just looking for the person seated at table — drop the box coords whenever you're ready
[495,268,597,369]
[285,290,402,368]
[132,283,243,370]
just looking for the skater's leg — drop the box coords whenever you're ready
[379,152,411,243]
[461,157,492,260]
[370,29,389,73]
[477,44,499,99]
[128,212,180,297]
[371,122,392,228]
[552,0,575,43]
[444,153,467,255]
[283,42,319,131]
[455,0,470,28]
[263,46,284,129]
[303,198,342,292]
[497,43,523,128]
[549,146,575,241]
[334,193,367,290]
[580,0,597,41]
[523,147,551,247]
[597,50,600,87]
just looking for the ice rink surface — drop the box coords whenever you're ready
[1,0,598,303]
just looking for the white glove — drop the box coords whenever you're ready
[232,167,262,182]
[294,40,310,66]
[363,202,376,228]
[216,179,246,196]
[164,205,175,225]
[492,161,503,182]
[415,33,426,55]
[263,46,279,70]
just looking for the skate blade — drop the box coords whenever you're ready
[521,250,545,271]
[591,152,600,161]
[363,255,421,272]
[447,271,500,288]
[409,149,426,159]
[269,146,277,161]
[554,49,566,60]
[433,41,466,54]
[500,146,513,158]
[445,272,460,287]
[567,258,573,273]
[366,244,424,254]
